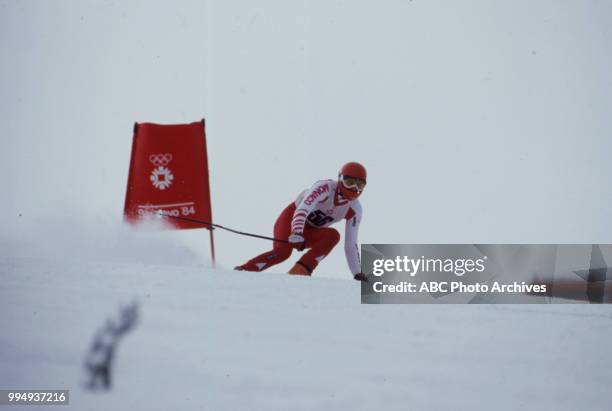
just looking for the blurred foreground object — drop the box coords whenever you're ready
[83,302,139,390]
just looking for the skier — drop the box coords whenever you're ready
[235,162,368,281]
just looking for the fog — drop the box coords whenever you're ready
[2,0,611,277]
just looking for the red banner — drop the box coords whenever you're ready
[124,120,213,230]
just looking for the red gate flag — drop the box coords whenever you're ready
[124,119,213,230]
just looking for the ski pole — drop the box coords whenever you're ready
[159,214,291,244]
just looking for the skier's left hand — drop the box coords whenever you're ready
[354,272,368,282]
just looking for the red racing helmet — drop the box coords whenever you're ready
[338,162,367,200]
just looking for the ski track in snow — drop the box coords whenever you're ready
[1,257,611,411]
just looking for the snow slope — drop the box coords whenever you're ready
[1,256,611,411]
[2,1,612,409]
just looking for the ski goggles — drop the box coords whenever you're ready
[341,175,367,191]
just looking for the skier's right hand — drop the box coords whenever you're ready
[288,233,305,251]
[354,272,368,282]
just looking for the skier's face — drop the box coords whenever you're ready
[339,176,366,200]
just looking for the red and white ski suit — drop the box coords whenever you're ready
[240,179,362,275]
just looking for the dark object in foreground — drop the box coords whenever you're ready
[83,302,139,390]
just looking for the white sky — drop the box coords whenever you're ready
[1,0,611,277]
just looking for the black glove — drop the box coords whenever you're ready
[354,272,368,282]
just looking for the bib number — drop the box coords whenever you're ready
[308,210,334,227]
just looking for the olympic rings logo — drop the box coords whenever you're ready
[149,153,173,167]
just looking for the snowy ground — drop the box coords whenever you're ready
[1,256,612,411]
[2,1,612,409]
